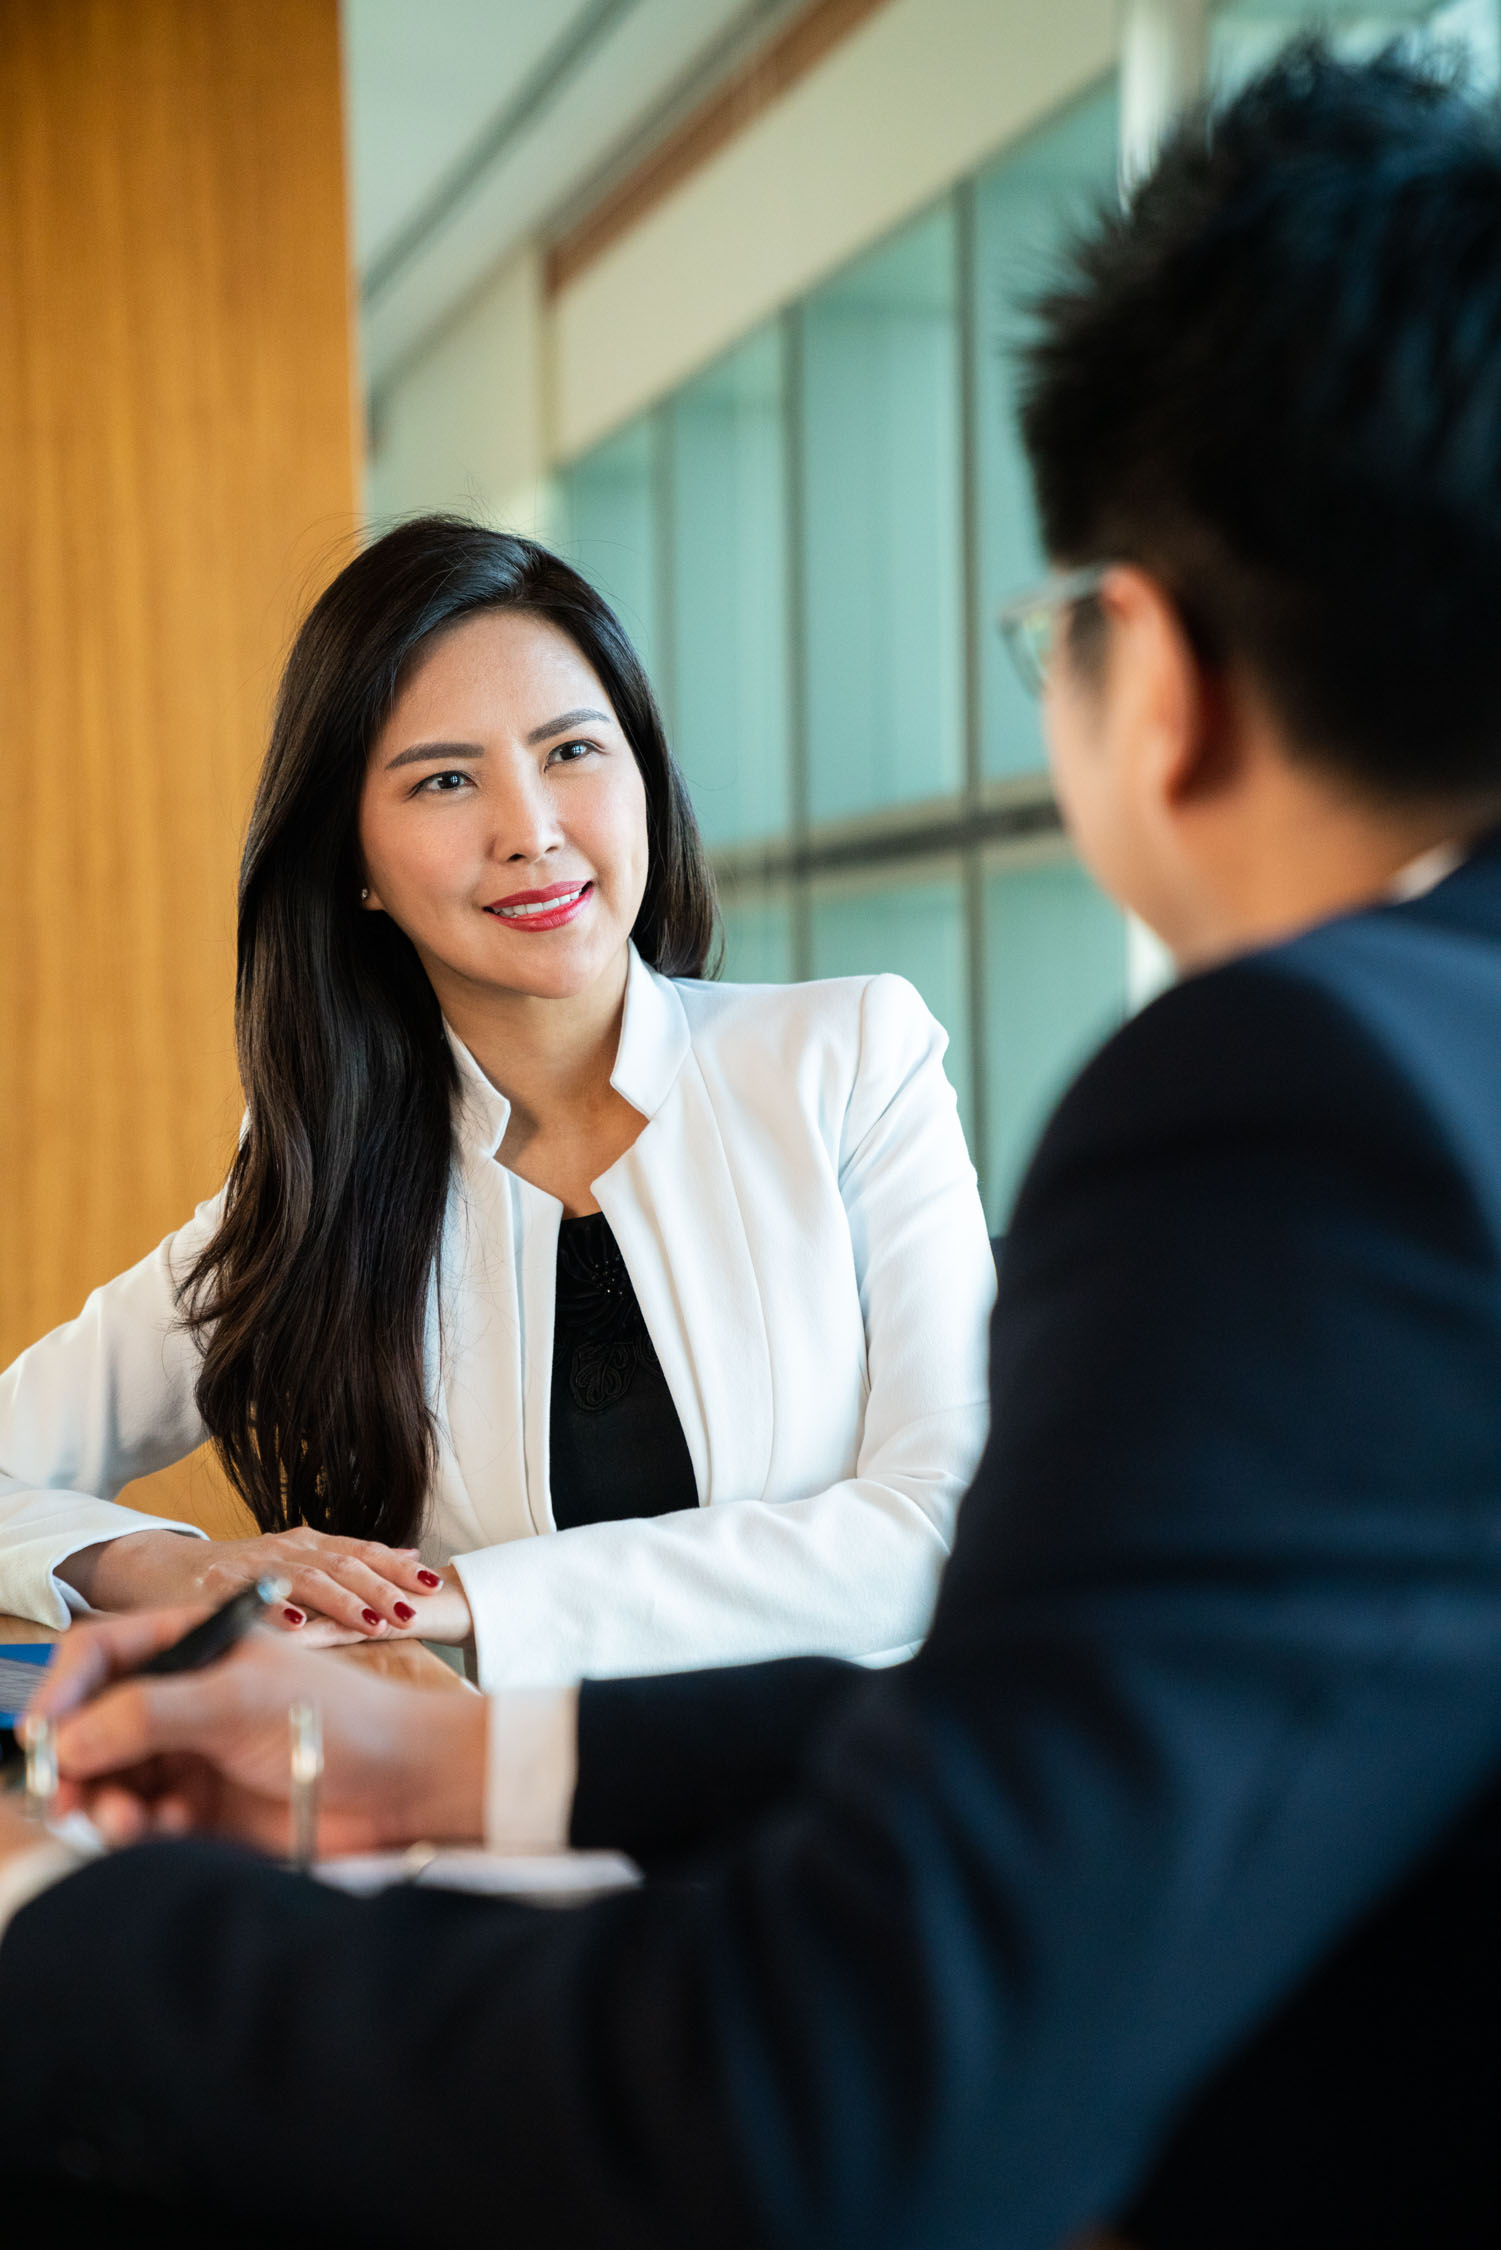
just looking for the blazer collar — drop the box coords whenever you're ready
[446,1026,510,1161]
[445,945,692,1164]
[610,945,693,1120]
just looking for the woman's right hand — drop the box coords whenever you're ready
[56,1526,446,1641]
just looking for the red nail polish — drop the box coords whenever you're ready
[394,1602,415,1623]
[417,1570,440,1588]
[362,1608,381,1627]
[283,1606,305,1626]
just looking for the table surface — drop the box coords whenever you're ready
[0,1614,54,1645]
[0,1612,470,1691]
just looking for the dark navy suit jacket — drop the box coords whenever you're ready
[7,845,1501,2248]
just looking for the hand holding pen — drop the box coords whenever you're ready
[0,1578,313,1879]
[2,1576,290,1798]
[7,1577,315,1845]
[19,1601,488,1862]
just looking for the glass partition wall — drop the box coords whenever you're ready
[557,83,1127,1229]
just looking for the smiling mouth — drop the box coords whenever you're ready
[483,881,594,930]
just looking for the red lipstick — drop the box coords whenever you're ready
[483,878,594,932]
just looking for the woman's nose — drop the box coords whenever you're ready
[491,771,563,864]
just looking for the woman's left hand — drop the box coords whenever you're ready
[291,1570,474,1648]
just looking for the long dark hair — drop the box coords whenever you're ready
[183,516,719,1546]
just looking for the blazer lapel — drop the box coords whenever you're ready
[434,1029,547,1543]
[596,957,776,1510]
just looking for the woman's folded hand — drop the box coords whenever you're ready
[30,1606,488,1858]
[57,1525,460,1641]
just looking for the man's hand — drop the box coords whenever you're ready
[30,1608,488,1858]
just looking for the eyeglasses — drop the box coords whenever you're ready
[996,563,1113,697]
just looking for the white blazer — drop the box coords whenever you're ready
[0,953,996,1687]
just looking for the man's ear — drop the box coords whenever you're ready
[1100,567,1228,812]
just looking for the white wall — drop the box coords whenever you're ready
[551,0,1117,458]
[365,241,549,530]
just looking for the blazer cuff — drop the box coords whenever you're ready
[0,1502,209,1631]
[450,1542,562,1690]
[483,1686,579,1853]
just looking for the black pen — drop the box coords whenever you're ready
[130,1573,291,1678]
[0,1573,290,1784]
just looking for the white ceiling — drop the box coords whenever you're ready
[342,0,801,392]
[345,0,600,273]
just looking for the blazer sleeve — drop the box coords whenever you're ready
[11,960,1501,2248]
[452,975,996,1687]
[0,1200,219,1625]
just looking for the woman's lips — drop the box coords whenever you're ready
[483,879,593,931]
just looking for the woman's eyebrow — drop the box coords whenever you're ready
[525,706,611,745]
[384,738,484,772]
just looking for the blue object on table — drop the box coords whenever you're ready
[0,1644,52,1729]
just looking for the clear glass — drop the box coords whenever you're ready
[800,205,964,827]
[983,852,1127,1225]
[809,866,973,1148]
[719,884,796,984]
[556,415,663,691]
[972,84,1119,781]
[666,325,791,848]
[997,564,1113,697]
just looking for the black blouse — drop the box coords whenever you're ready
[548,1212,699,1532]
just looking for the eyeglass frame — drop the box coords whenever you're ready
[996,562,1115,698]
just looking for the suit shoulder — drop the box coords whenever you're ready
[1061,951,1417,1140]
[1028,942,1495,1257]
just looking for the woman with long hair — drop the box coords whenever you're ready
[0,518,994,1686]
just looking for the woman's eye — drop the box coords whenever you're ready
[547,739,595,766]
[416,768,473,794]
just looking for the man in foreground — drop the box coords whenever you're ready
[4,44,1501,2249]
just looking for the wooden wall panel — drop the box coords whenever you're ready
[0,0,357,1533]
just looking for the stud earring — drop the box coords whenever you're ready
[360,886,369,901]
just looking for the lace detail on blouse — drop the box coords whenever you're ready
[554,1213,664,1414]
[548,1212,698,1531]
